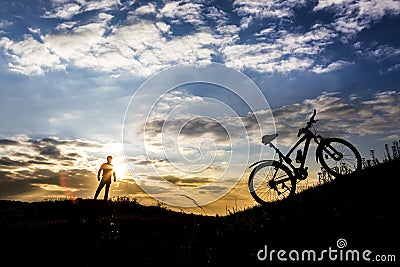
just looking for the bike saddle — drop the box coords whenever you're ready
[262,134,278,145]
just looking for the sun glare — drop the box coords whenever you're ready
[113,161,129,179]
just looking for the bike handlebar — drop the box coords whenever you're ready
[309,109,317,123]
[297,109,318,137]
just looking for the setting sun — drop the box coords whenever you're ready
[112,161,129,179]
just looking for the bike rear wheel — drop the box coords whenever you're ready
[248,160,296,205]
[318,138,362,177]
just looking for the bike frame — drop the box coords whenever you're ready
[249,129,325,180]
[273,129,321,170]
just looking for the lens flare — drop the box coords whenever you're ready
[59,171,77,203]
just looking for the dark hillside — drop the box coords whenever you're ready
[1,159,399,266]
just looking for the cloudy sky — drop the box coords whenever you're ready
[0,0,399,215]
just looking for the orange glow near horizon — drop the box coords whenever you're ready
[59,170,78,202]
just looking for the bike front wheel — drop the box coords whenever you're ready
[248,160,296,205]
[318,138,362,177]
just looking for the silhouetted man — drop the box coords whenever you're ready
[94,156,117,200]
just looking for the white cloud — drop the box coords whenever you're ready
[206,6,229,26]
[239,16,253,30]
[274,57,314,73]
[0,16,342,76]
[312,60,353,74]
[132,3,156,15]
[0,0,396,76]
[42,14,115,70]
[43,0,122,19]
[233,0,306,28]
[80,0,121,12]
[155,21,171,34]
[276,26,337,54]
[388,63,400,72]
[222,25,337,73]
[380,134,400,141]
[55,21,79,31]
[0,19,12,27]
[1,8,234,77]
[314,0,400,38]
[0,36,65,75]
[355,42,400,62]
[43,2,81,19]
[158,1,204,25]
[28,27,41,34]
[0,19,13,33]
[32,183,79,192]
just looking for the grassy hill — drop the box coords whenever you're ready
[1,159,399,266]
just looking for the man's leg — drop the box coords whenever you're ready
[104,182,111,200]
[94,180,106,200]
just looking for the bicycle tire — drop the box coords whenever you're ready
[248,160,296,205]
[317,138,362,177]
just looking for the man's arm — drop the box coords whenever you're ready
[97,164,103,181]
[113,170,117,182]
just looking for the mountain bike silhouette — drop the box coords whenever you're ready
[248,109,362,205]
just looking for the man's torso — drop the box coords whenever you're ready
[101,163,114,181]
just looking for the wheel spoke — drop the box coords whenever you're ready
[320,138,361,176]
[249,161,295,204]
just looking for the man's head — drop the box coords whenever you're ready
[107,156,113,163]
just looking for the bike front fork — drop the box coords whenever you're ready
[323,145,343,160]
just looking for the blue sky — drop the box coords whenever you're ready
[0,0,399,215]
